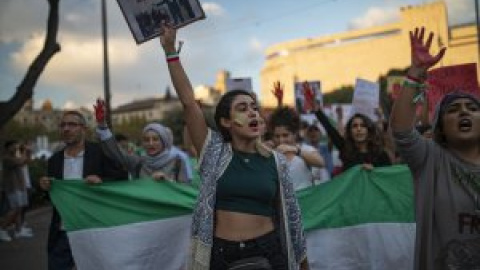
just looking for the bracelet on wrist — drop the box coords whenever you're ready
[406,74,424,83]
[403,79,426,89]
[166,53,179,63]
[167,56,179,63]
[403,80,427,104]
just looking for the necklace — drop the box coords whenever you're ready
[235,151,254,163]
[452,164,480,212]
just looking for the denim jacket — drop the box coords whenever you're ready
[188,129,307,270]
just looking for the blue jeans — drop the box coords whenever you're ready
[210,230,288,270]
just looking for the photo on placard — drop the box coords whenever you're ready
[116,0,206,44]
[294,81,322,114]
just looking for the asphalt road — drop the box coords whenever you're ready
[0,206,51,270]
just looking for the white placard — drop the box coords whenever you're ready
[352,78,379,121]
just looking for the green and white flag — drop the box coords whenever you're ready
[50,165,415,270]
[299,165,415,269]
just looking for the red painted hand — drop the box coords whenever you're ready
[271,81,284,107]
[302,81,316,112]
[93,98,106,124]
[410,27,446,71]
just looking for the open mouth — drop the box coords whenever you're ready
[248,119,259,129]
[458,118,472,131]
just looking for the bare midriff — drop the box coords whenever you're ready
[214,210,274,241]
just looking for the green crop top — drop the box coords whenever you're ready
[215,151,278,217]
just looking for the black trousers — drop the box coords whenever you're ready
[48,230,75,270]
[210,230,288,270]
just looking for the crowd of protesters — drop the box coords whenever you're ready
[0,24,479,270]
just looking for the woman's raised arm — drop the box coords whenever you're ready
[390,27,446,132]
[160,24,208,154]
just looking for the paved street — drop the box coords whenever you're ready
[0,206,51,270]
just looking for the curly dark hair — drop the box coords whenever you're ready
[343,113,383,159]
[214,89,256,142]
[268,106,300,135]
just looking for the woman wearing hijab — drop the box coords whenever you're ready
[94,99,192,183]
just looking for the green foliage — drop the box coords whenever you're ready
[3,119,54,142]
[323,85,354,104]
[112,116,149,144]
[322,67,409,118]
[160,107,185,146]
[377,67,409,116]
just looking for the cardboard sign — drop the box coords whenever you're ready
[226,78,253,92]
[352,78,379,121]
[116,0,206,44]
[426,63,480,118]
[294,81,322,114]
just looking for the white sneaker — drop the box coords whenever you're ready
[14,228,33,238]
[0,229,12,242]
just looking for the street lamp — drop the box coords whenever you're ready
[101,0,112,127]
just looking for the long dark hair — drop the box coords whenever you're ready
[343,113,383,159]
[214,89,256,142]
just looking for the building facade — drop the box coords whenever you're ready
[13,99,95,131]
[260,1,478,108]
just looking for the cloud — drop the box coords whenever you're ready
[11,33,139,87]
[0,0,49,43]
[349,7,400,30]
[62,100,77,110]
[249,37,264,52]
[202,2,225,17]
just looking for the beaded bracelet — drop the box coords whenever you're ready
[403,79,427,104]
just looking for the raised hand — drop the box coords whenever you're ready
[271,81,284,107]
[93,98,106,126]
[302,81,316,113]
[409,27,446,79]
[159,21,177,54]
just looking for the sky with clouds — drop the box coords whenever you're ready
[0,0,475,110]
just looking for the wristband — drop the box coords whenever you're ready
[166,53,179,63]
[406,74,424,83]
[403,79,426,89]
[296,146,302,156]
[167,56,179,63]
[403,80,427,104]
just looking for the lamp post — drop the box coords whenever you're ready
[101,0,112,127]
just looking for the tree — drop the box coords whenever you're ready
[0,0,61,154]
[323,85,354,104]
[377,67,409,116]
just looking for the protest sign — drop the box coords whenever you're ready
[294,81,322,114]
[426,63,480,118]
[116,0,205,44]
[352,78,379,120]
